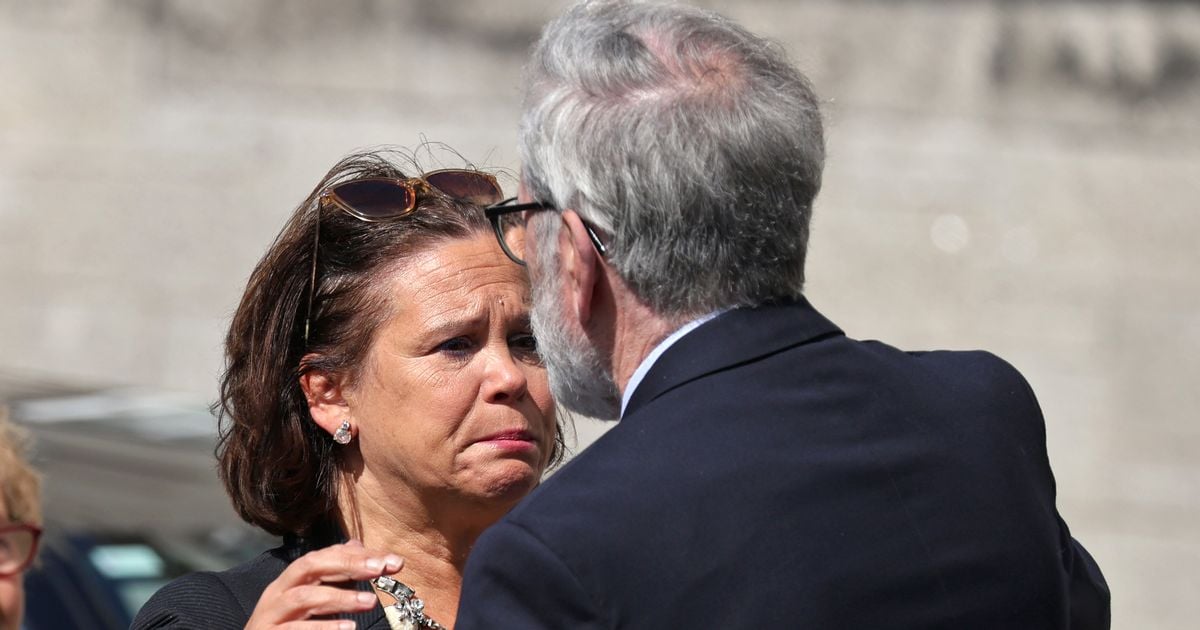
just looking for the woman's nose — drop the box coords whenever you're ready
[482,347,529,404]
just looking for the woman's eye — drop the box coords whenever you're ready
[437,337,474,355]
[509,333,540,357]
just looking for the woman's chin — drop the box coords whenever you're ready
[470,460,543,506]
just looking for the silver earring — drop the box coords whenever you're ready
[333,420,353,445]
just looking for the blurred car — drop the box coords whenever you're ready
[23,526,272,630]
[24,531,186,629]
[1,374,273,629]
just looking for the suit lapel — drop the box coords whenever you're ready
[623,297,842,418]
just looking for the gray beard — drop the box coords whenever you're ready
[529,250,622,421]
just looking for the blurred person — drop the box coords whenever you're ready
[0,408,42,630]
[459,1,1110,628]
[133,148,561,630]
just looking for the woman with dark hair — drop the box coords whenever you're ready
[133,148,561,630]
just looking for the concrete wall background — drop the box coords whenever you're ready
[2,1,1197,627]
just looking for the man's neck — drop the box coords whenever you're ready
[601,269,689,396]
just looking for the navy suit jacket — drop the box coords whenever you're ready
[457,298,1109,629]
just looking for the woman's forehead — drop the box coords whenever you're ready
[383,235,530,320]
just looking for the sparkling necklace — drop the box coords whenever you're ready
[372,575,448,630]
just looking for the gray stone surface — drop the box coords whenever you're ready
[2,1,1198,627]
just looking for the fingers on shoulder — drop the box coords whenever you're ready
[286,543,403,584]
[274,620,360,630]
[285,584,378,618]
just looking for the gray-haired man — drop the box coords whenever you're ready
[459,1,1109,627]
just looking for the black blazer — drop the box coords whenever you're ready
[131,527,389,629]
[456,298,1110,629]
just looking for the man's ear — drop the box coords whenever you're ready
[298,361,351,438]
[559,209,601,325]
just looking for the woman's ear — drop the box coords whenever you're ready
[299,362,351,439]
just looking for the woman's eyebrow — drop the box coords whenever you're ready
[423,316,483,340]
[419,301,533,339]
[509,312,533,330]
[419,303,487,338]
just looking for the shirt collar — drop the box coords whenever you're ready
[620,308,729,418]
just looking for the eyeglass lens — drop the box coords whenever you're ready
[0,527,37,575]
[328,180,418,219]
[494,212,529,264]
[424,171,504,206]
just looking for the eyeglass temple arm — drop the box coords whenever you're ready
[304,215,320,345]
[484,198,608,258]
[583,223,608,256]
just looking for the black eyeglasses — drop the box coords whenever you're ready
[304,170,505,344]
[484,197,608,267]
[0,523,42,576]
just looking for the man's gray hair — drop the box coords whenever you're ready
[520,0,825,317]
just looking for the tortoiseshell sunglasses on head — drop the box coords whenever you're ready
[303,170,504,344]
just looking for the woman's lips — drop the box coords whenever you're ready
[477,429,538,451]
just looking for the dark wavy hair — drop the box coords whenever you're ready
[215,148,564,537]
